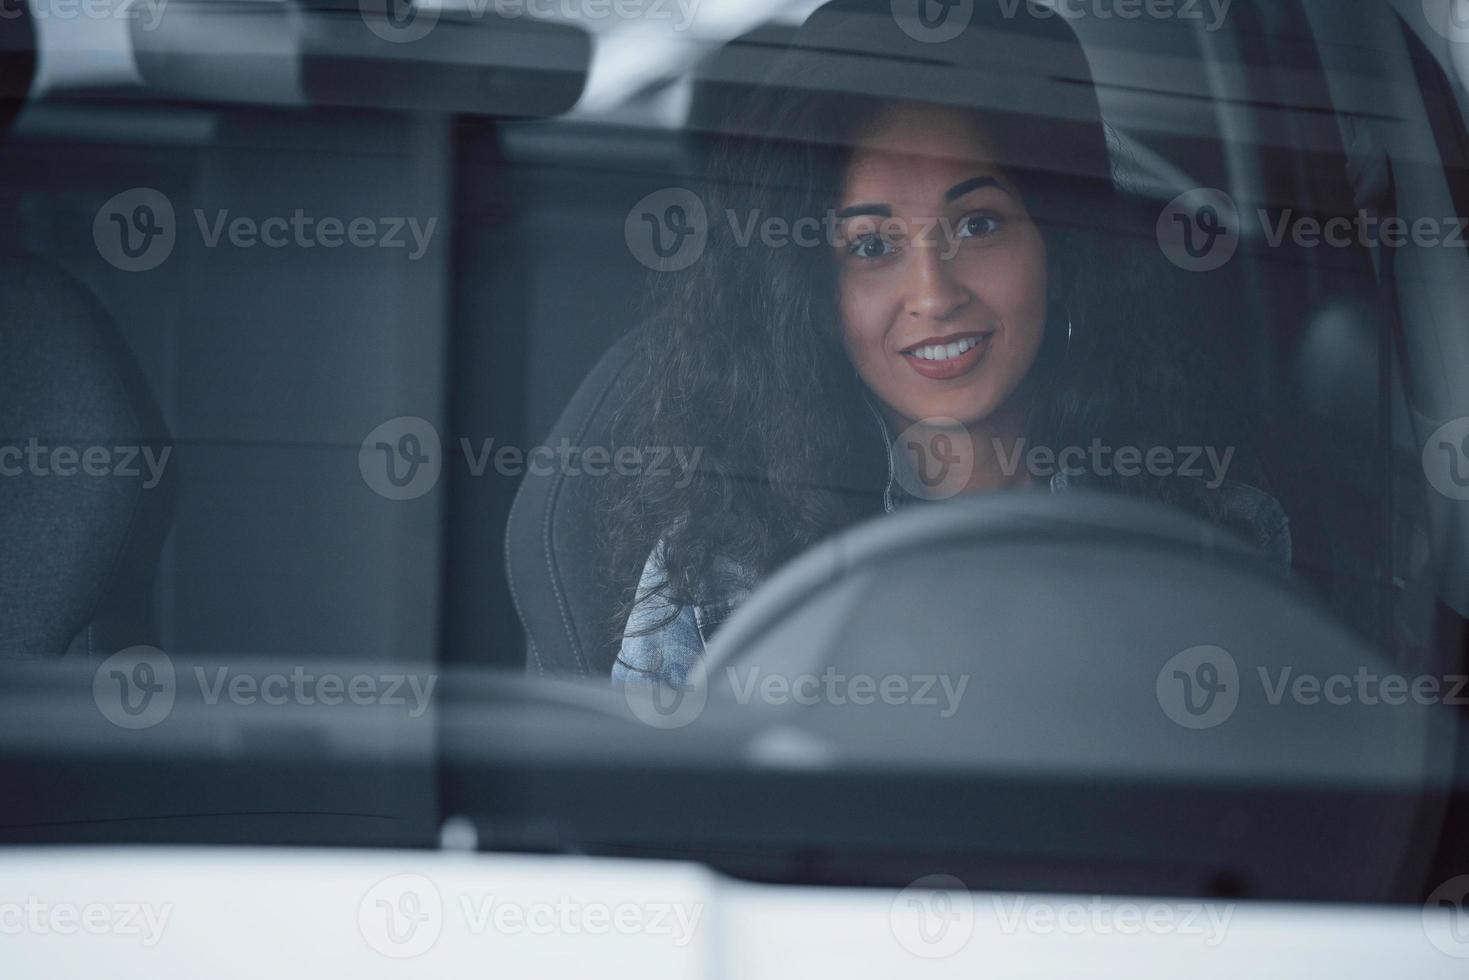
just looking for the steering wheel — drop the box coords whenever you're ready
[695,491,1451,901]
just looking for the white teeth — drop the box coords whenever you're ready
[909,335,981,361]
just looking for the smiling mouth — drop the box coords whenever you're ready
[900,332,991,362]
[898,330,994,381]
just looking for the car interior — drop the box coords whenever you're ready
[1,0,1468,922]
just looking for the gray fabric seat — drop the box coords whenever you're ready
[0,1,175,661]
[0,253,176,660]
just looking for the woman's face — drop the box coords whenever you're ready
[833,103,1049,430]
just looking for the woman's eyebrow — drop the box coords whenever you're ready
[833,202,891,220]
[945,176,1007,202]
[835,177,1008,219]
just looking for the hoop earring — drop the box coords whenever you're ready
[1050,304,1073,364]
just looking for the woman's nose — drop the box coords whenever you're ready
[903,237,971,321]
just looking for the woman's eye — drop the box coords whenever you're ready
[954,213,1003,240]
[847,235,896,260]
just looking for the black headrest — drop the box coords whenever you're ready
[0,253,176,660]
[505,328,649,677]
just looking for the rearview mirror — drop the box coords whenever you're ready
[131,0,591,118]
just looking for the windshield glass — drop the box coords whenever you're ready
[1,0,1467,912]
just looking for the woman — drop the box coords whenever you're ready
[605,0,1290,689]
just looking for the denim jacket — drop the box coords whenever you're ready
[612,435,1292,690]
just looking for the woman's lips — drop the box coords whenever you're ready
[900,331,993,381]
